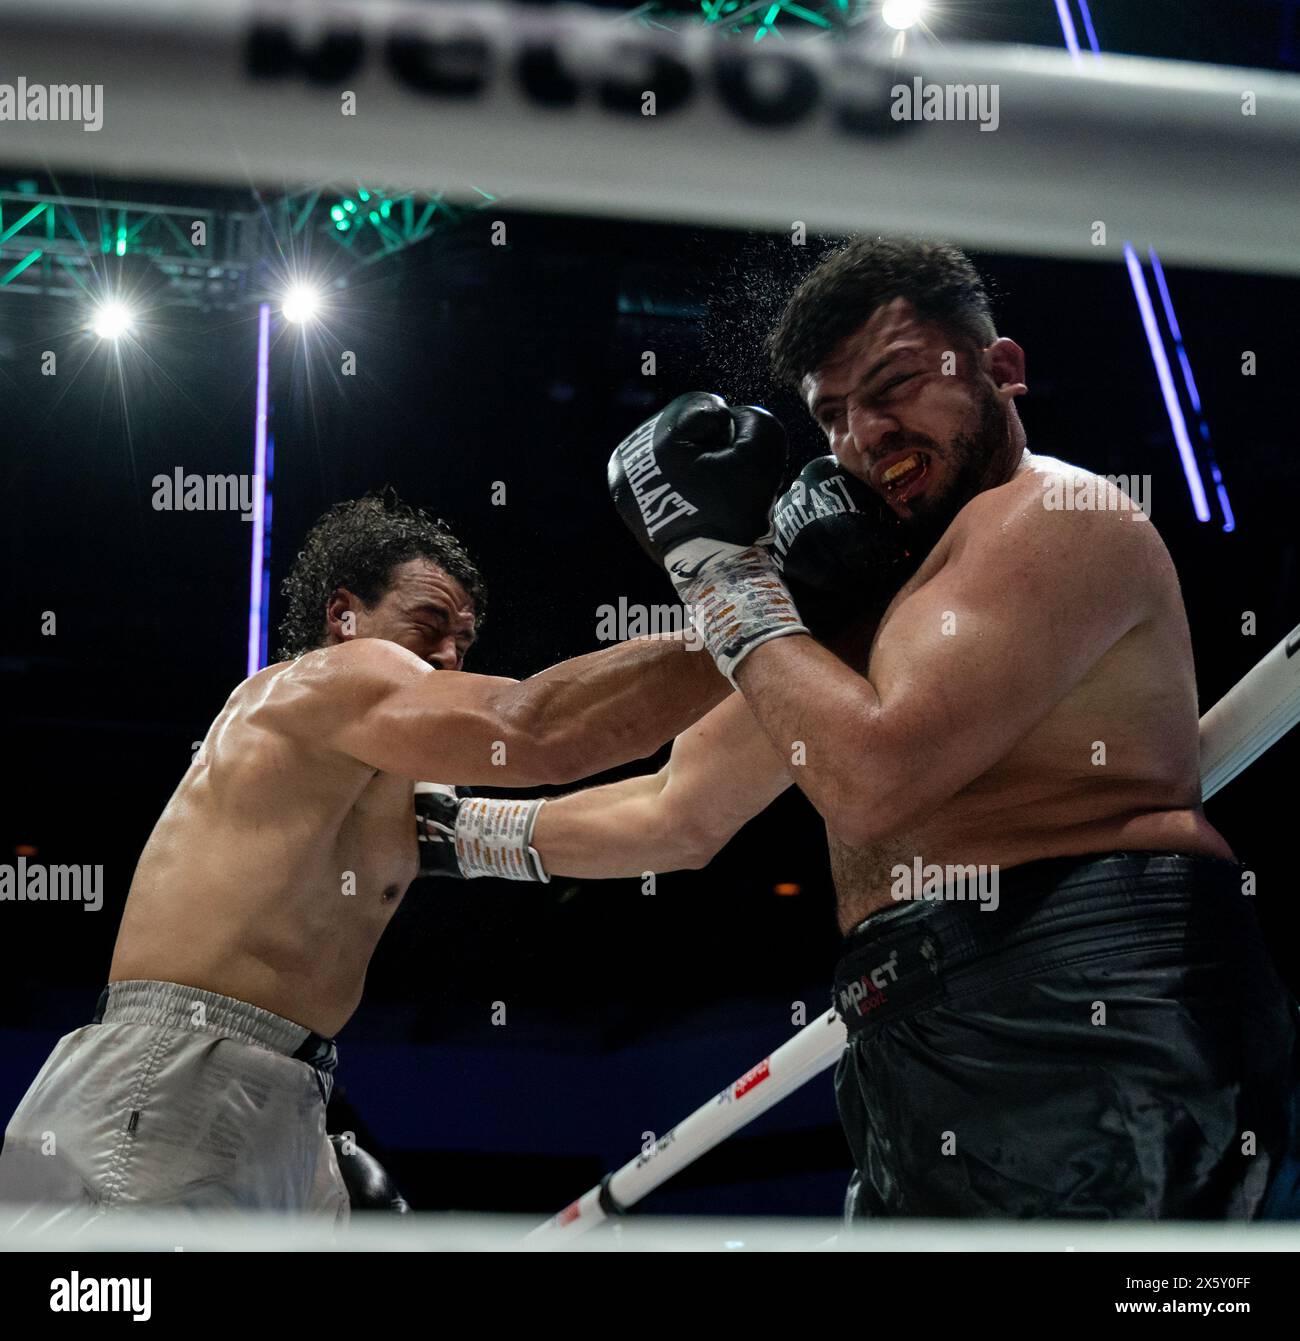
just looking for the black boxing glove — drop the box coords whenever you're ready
[772,456,918,637]
[330,1135,411,1213]
[608,391,808,683]
[608,391,786,559]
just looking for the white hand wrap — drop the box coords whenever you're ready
[665,538,808,684]
[454,797,550,883]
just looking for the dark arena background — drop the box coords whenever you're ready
[1,0,1299,1281]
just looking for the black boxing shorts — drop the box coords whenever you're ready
[831,851,1300,1219]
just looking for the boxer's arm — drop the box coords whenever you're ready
[732,489,1155,846]
[302,632,729,786]
[531,692,793,877]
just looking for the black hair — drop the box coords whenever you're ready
[277,490,486,660]
[767,236,997,390]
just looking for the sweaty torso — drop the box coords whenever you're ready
[826,463,1233,934]
[109,663,420,1036]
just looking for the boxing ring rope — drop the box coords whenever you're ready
[10,1210,1300,1253]
[3,0,1300,275]
[530,622,1300,1244]
[1200,624,1300,803]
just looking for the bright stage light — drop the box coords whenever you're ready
[281,283,322,324]
[881,0,927,30]
[89,300,135,340]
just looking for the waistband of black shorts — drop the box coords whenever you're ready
[831,850,1249,1039]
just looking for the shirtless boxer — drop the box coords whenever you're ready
[424,240,1299,1218]
[0,493,728,1225]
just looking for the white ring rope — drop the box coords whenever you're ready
[530,623,1300,1242]
[2,1,1300,274]
[527,1008,846,1244]
[1201,624,1300,802]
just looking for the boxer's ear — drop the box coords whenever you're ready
[983,337,1027,400]
[325,588,362,642]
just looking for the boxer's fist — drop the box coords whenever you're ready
[607,392,806,683]
[773,456,916,636]
[330,1135,411,1213]
[607,391,787,573]
[415,784,550,883]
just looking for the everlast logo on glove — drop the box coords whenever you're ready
[771,454,915,640]
[773,468,862,567]
[615,416,700,540]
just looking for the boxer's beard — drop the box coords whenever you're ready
[899,385,1008,555]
